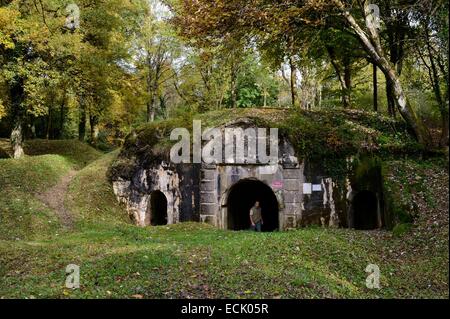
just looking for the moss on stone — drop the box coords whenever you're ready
[109,108,422,181]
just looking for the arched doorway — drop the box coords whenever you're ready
[148,191,168,226]
[352,191,379,230]
[226,179,279,232]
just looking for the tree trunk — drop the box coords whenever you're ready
[425,31,449,147]
[439,108,449,147]
[373,63,378,112]
[59,103,65,139]
[326,46,350,108]
[343,57,352,108]
[316,84,323,108]
[382,59,430,146]
[59,92,66,139]
[46,107,52,140]
[147,99,155,122]
[289,56,297,108]
[383,2,406,119]
[335,0,432,147]
[89,114,99,146]
[78,98,86,142]
[386,80,396,117]
[230,60,238,109]
[218,88,225,110]
[11,119,24,159]
[147,73,159,122]
[263,89,267,108]
[9,78,25,159]
[30,122,36,139]
[146,52,160,121]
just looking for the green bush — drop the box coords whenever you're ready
[392,223,413,237]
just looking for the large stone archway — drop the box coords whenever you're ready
[222,178,280,232]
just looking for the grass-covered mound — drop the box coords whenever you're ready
[383,158,449,240]
[23,139,103,169]
[0,139,102,167]
[109,108,421,181]
[0,155,73,241]
[67,151,130,226]
[0,140,102,240]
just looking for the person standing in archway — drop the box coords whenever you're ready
[250,201,263,232]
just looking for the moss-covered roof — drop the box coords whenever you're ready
[108,108,422,181]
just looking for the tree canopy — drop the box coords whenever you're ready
[0,0,448,156]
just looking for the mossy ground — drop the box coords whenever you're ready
[109,108,422,181]
[0,138,448,299]
[133,108,420,157]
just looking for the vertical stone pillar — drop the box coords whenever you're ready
[199,167,219,226]
[282,168,304,229]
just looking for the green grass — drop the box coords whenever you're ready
[383,158,448,225]
[117,108,419,164]
[0,140,448,299]
[23,139,103,169]
[67,150,130,225]
[0,155,74,240]
[1,221,447,299]
[0,140,102,240]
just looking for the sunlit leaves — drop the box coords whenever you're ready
[0,7,19,50]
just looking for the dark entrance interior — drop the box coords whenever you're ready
[227,179,279,232]
[352,191,378,230]
[149,191,168,226]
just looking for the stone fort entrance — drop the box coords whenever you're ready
[225,178,279,232]
[111,118,387,231]
[147,190,168,226]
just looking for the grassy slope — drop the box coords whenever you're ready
[67,150,130,225]
[0,140,448,299]
[0,140,102,241]
[23,139,102,169]
[0,155,72,241]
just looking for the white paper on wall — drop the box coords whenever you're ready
[303,183,312,195]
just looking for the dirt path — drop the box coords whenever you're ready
[37,170,77,229]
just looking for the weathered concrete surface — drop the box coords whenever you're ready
[111,120,385,230]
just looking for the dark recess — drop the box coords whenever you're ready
[227,179,279,232]
[352,190,378,230]
[149,191,168,226]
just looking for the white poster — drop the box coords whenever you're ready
[303,183,312,195]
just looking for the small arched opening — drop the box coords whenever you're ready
[226,179,279,232]
[148,191,168,226]
[351,190,379,230]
